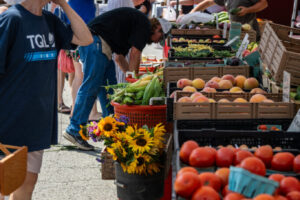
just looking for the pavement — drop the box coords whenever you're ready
[30,44,163,200]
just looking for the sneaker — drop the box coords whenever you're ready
[63,131,94,151]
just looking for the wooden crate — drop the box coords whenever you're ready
[171,28,222,36]
[259,23,300,86]
[163,65,250,86]
[226,30,257,42]
[173,91,295,120]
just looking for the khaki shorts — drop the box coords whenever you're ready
[0,150,44,174]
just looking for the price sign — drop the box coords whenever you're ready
[236,33,249,59]
[216,15,219,29]
[282,71,291,102]
[222,22,228,39]
[288,108,300,132]
[224,36,239,47]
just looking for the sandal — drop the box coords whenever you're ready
[58,103,71,114]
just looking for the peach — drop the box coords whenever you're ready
[235,75,247,88]
[218,98,230,103]
[170,90,181,98]
[210,77,221,83]
[201,87,217,93]
[178,97,192,103]
[208,98,216,103]
[249,94,267,103]
[229,87,244,93]
[190,92,203,100]
[205,80,220,89]
[192,78,205,89]
[218,80,233,89]
[182,86,197,93]
[177,78,192,89]
[193,95,209,103]
[262,99,274,103]
[250,88,267,94]
[244,78,259,90]
[222,74,235,85]
[233,98,248,103]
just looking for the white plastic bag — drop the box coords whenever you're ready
[176,12,214,25]
[163,6,177,21]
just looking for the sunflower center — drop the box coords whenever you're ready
[137,157,144,166]
[103,123,113,131]
[136,138,147,146]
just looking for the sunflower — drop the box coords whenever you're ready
[98,117,117,137]
[125,125,135,136]
[111,141,127,158]
[79,125,89,141]
[126,159,138,174]
[134,154,151,175]
[147,163,161,175]
[129,130,154,153]
[106,147,117,160]
[153,123,166,141]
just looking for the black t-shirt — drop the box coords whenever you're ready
[182,5,194,14]
[88,7,151,56]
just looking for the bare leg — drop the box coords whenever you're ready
[9,172,38,200]
[57,68,66,106]
[68,72,75,88]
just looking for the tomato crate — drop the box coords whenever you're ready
[259,23,300,86]
[164,65,250,88]
[172,91,295,120]
[173,119,293,131]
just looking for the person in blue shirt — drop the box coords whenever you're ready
[0,0,93,199]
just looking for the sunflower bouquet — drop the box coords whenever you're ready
[79,116,166,175]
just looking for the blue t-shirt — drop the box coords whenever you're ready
[54,0,96,24]
[0,5,73,152]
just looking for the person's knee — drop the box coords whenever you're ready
[22,172,38,193]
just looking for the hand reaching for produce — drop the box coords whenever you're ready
[237,6,249,16]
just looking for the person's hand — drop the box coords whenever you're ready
[237,6,249,16]
[0,6,8,14]
[132,0,145,6]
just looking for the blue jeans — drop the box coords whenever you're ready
[66,35,117,136]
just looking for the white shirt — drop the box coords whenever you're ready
[107,0,134,10]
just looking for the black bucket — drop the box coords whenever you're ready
[115,162,165,200]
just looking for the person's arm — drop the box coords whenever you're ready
[170,0,194,6]
[114,54,129,73]
[129,47,142,74]
[190,0,215,13]
[52,0,93,46]
[238,0,268,16]
[0,5,8,14]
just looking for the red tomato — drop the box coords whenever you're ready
[258,125,268,130]
[269,174,286,195]
[287,191,300,200]
[213,35,221,39]
[240,157,266,176]
[216,147,235,167]
[234,150,253,165]
[253,194,275,200]
[269,174,285,183]
[189,147,216,168]
[215,167,230,187]
[222,185,232,197]
[254,145,273,168]
[294,155,300,173]
[199,172,222,192]
[174,172,201,198]
[177,167,198,177]
[180,140,199,164]
[274,195,288,200]
[192,186,221,200]
[280,177,300,195]
[224,193,244,200]
[272,152,295,172]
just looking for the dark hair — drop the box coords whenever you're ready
[149,18,161,35]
